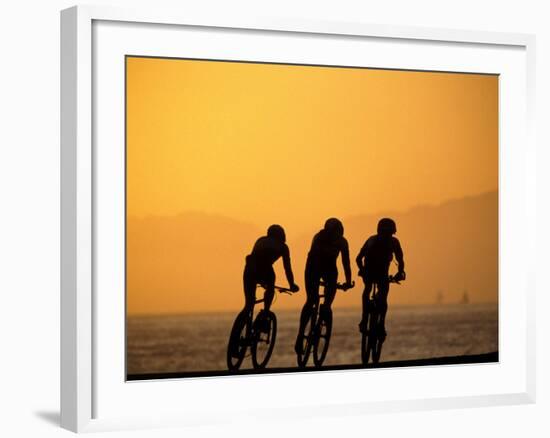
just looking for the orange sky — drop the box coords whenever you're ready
[126,56,498,314]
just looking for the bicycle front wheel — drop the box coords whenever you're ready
[371,320,385,364]
[296,312,316,368]
[251,311,277,369]
[227,311,250,371]
[371,334,384,364]
[361,332,369,365]
[313,307,332,368]
[360,311,372,365]
[363,310,382,365]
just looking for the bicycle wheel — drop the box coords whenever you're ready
[370,316,385,364]
[313,306,332,368]
[251,311,277,369]
[360,311,371,365]
[364,310,380,365]
[226,311,250,371]
[371,333,384,364]
[296,311,316,368]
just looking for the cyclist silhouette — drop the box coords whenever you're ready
[356,218,405,337]
[242,224,299,316]
[295,218,353,354]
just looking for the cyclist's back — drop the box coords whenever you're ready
[357,234,403,281]
[242,224,298,314]
[306,228,349,275]
[247,235,288,276]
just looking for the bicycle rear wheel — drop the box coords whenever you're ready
[251,311,277,369]
[227,311,250,371]
[313,307,332,368]
[296,312,316,368]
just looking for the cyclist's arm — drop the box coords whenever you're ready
[341,239,352,284]
[356,244,366,271]
[393,238,405,274]
[281,244,296,286]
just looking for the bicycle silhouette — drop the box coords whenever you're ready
[361,274,403,365]
[227,284,294,371]
[296,280,354,368]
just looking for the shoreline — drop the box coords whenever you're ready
[127,351,498,381]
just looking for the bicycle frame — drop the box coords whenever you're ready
[297,281,354,368]
[361,275,401,364]
[247,284,292,342]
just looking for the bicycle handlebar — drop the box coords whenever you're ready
[319,280,355,291]
[258,283,298,294]
[258,279,358,294]
[274,286,295,294]
[388,272,406,284]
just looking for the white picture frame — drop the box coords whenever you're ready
[60,4,536,433]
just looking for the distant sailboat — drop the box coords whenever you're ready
[436,290,444,305]
[460,290,470,304]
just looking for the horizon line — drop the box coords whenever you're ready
[127,301,499,318]
[127,187,498,223]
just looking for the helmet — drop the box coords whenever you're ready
[267,224,286,243]
[324,217,344,239]
[377,218,397,235]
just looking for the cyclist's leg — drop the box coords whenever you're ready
[295,267,320,352]
[360,278,373,332]
[300,265,321,329]
[229,263,256,357]
[376,278,390,335]
[320,269,337,314]
[319,266,338,326]
[262,267,276,313]
[242,262,257,315]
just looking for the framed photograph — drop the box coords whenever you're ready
[61,5,536,433]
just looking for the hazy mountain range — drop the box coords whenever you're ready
[127,190,497,314]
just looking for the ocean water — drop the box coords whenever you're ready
[127,303,498,375]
